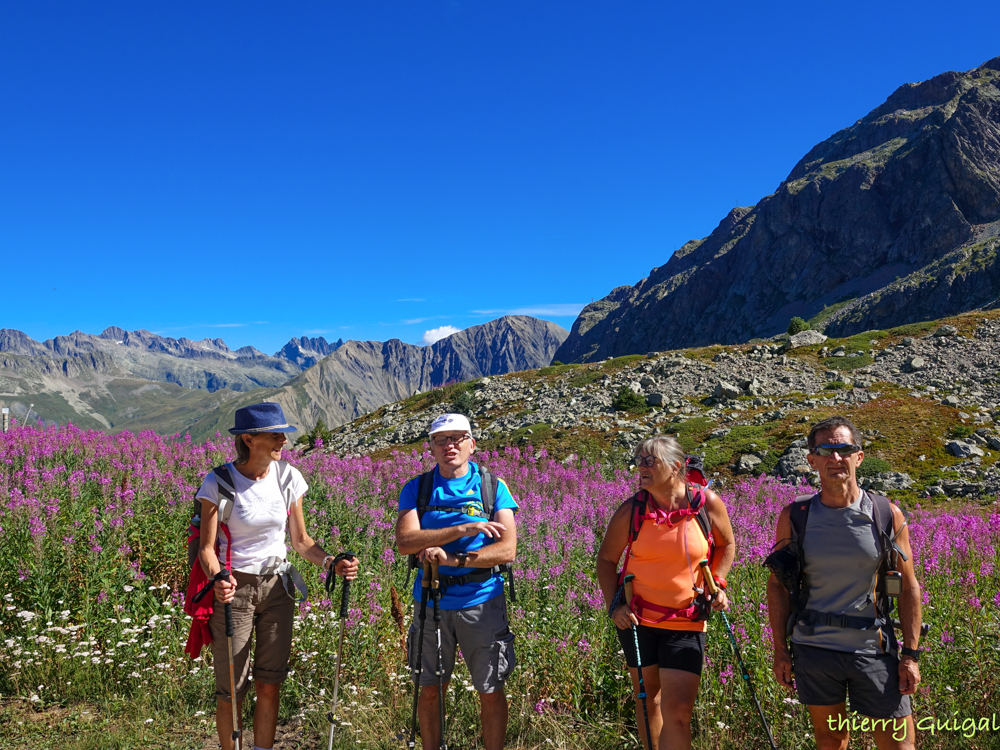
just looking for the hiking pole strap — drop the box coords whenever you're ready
[193,568,232,605]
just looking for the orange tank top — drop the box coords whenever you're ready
[627,509,710,632]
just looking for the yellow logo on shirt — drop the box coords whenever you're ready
[467,489,475,495]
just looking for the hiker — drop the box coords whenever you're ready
[395,413,518,750]
[196,403,359,750]
[596,436,736,750]
[766,415,922,750]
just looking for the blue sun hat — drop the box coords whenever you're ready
[229,402,298,434]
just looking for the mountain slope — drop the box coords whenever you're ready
[183,315,568,439]
[555,57,1000,363]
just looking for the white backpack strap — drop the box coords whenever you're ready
[274,460,297,512]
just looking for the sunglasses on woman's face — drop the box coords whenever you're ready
[633,455,658,468]
[810,443,862,457]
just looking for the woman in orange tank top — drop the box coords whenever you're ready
[597,436,735,750]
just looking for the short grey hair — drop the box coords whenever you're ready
[808,415,862,450]
[634,435,686,479]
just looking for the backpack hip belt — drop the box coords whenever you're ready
[628,595,703,625]
[799,609,887,631]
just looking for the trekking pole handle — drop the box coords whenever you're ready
[422,559,432,590]
[699,560,720,595]
[224,601,234,638]
[623,573,635,605]
[430,558,440,591]
[335,552,355,619]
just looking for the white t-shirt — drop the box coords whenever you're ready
[196,462,308,573]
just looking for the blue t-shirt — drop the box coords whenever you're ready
[399,461,518,609]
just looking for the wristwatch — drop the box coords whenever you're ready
[455,552,468,569]
[900,647,921,662]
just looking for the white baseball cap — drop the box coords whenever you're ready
[429,413,472,436]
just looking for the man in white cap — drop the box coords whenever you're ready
[395,413,518,750]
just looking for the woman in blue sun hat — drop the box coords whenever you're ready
[195,402,359,750]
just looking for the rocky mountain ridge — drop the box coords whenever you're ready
[321,310,1000,504]
[555,56,1000,364]
[180,316,569,439]
[0,317,567,438]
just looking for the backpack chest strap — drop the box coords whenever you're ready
[423,504,490,520]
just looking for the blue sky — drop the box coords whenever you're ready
[3,2,998,354]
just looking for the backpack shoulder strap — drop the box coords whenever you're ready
[686,484,713,544]
[416,469,436,524]
[274,459,297,512]
[213,464,236,525]
[868,492,905,566]
[629,491,647,542]
[789,494,813,548]
[480,469,500,521]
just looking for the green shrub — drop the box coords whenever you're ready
[787,316,808,335]
[551,360,564,366]
[568,370,601,388]
[824,381,848,390]
[856,455,892,477]
[295,418,334,449]
[949,424,975,439]
[611,386,648,413]
[451,390,477,417]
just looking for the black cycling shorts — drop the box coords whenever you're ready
[617,624,706,676]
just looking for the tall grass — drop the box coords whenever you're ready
[1,423,998,748]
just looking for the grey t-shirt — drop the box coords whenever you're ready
[790,491,885,654]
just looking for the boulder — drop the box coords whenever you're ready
[640,376,656,388]
[905,356,926,371]
[988,436,1000,451]
[646,393,664,407]
[714,381,742,400]
[933,325,959,337]
[736,454,763,474]
[775,447,811,478]
[832,346,847,357]
[942,395,961,407]
[784,330,828,350]
[628,381,643,394]
[946,440,985,458]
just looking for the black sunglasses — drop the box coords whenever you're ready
[632,455,658,468]
[811,443,862,457]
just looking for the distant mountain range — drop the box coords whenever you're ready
[0,317,566,438]
[555,56,1000,363]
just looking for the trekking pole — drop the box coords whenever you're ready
[327,552,356,750]
[699,560,777,750]
[430,558,447,750]
[622,574,652,750]
[223,571,242,750]
[408,561,432,749]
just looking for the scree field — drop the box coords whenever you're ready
[0,424,998,749]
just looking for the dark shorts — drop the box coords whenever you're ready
[791,643,912,719]
[617,624,706,676]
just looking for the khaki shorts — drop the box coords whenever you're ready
[407,593,516,694]
[209,571,295,703]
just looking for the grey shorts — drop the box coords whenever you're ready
[209,571,295,703]
[792,643,912,719]
[407,594,516,694]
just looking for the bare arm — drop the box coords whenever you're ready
[394,507,505,555]
[198,498,236,603]
[891,504,922,694]
[422,508,517,568]
[767,505,795,688]
[596,500,636,629]
[288,497,359,579]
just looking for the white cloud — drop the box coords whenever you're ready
[403,317,434,325]
[422,325,461,345]
[471,303,586,318]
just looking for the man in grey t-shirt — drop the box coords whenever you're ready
[767,416,922,750]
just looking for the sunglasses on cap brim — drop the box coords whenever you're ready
[810,443,862,457]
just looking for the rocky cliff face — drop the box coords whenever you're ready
[182,316,569,437]
[554,57,1000,363]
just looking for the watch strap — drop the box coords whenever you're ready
[900,646,920,661]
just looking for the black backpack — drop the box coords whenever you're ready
[408,467,516,602]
